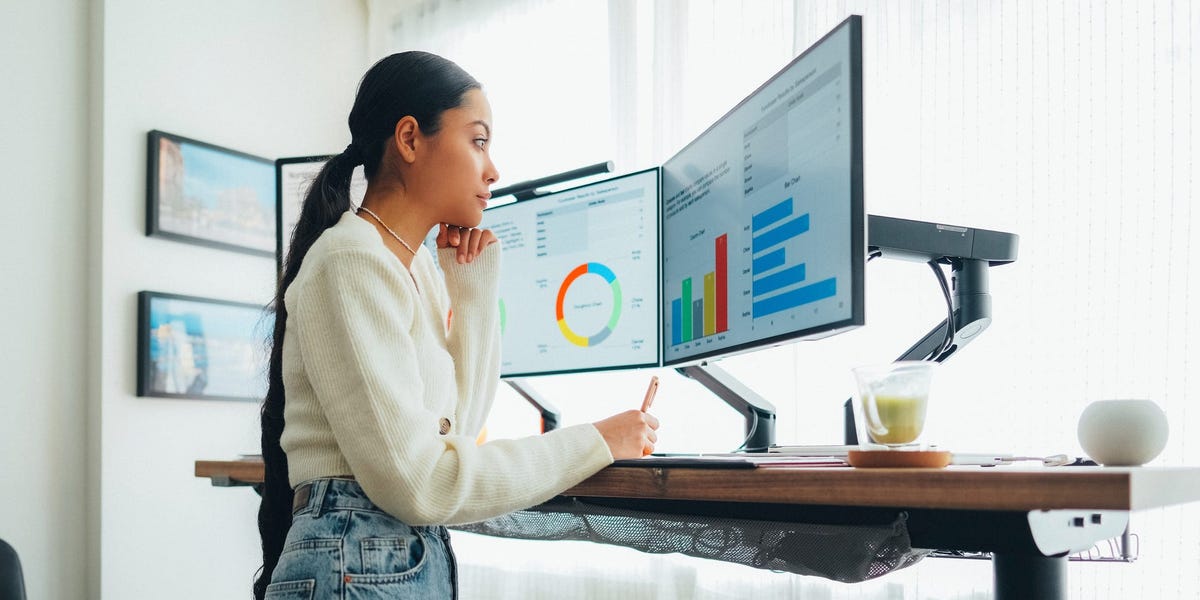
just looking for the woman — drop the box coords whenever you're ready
[255,51,659,599]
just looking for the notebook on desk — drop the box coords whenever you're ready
[768,444,858,457]
[613,455,757,469]
[613,454,848,469]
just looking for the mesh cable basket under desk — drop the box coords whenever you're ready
[455,497,929,583]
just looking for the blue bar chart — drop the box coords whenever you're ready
[750,197,837,318]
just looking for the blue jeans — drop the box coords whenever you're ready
[265,478,458,599]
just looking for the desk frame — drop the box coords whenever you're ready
[195,461,1200,600]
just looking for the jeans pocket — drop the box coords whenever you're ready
[264,579,315,600]
[346,532,455,597]
[359,533,425,577]
[271,538,341,594]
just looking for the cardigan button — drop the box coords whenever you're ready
[438,418,451,435]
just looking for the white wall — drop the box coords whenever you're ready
[0,2,90,599]
[94,1,366,598]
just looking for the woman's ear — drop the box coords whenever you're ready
[392,116,420,164]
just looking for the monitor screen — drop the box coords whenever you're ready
[480,168,660,377]
[661,15,865,366]
[276,156,368,273]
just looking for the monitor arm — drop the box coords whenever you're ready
[843,215,1019,443]
[504,379,561,433]
[675,363,777,452]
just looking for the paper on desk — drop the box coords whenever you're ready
[745,455,848,467]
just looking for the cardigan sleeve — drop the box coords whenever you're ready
[289,247,613,526]
[436,244,501,438]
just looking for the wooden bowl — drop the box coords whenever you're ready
[847,449,952,469]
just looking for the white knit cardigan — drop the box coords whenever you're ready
[281,211,613,525]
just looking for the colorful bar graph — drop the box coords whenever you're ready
[673,234,730,345]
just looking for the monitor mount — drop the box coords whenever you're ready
[675,362,777,452]
[504,379,560,434]
[682,214,1018,451]
[840,214,1018,444]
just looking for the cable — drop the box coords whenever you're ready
[931,261,954,358]
[928,260,956,360]
[731,410,759,452]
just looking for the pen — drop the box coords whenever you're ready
[640,376,659,412]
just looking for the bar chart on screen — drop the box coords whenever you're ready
[748,197,837,319]
[670,233,728,346]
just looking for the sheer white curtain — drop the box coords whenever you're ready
[369,1,1199,598]
[767,2,1198,598]
[368,0,615,185]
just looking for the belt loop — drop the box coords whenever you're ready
[312,479,329,517]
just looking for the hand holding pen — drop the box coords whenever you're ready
[591,375,661,460]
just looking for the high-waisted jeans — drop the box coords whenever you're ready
[265,478,458,599]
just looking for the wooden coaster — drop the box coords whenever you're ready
[847,449,952,469]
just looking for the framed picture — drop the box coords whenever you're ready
[137,291,274,402]
[147,130,276,257]
[276,155,368,274]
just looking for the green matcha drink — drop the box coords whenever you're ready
[870,395,927,444]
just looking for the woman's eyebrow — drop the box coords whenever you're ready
[468,120,491,136]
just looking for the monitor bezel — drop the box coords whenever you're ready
[660,15,865,367]
[486,166,663,379]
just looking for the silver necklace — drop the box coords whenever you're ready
[358,206,417,256]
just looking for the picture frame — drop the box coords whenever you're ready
[275,155,368,274]
[137,291,274,402]
[147,130,276,257]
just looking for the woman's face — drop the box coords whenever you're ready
[413,88,500,228]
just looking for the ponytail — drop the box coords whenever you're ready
[253,149,358,600]
[253,50,480,599]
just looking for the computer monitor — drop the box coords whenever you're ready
[661,15,865,366]
[480,168,660,377]
[276,155,368,273]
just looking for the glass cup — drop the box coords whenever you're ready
[852,361,936,447]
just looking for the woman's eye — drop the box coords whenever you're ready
[474,138,488,149]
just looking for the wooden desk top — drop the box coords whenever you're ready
[195,458,1200,513]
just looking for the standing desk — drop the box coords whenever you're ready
[195,458,1200,600]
